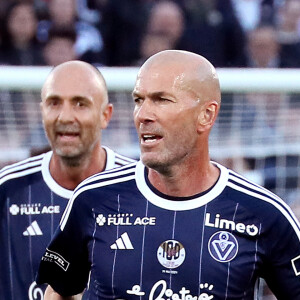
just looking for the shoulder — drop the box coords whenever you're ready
[103,146,137,169]
[225,166,300,234]
[59,163,137,230]
[214,161,297,220]
[226,167,283,206]
[75,162,137,198]
[114,152,137,166]
[0,153,46,185]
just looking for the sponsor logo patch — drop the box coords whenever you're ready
[96,213,156,226]
[23,221,43,236]
[28,281,44,300]
[208,231,238,262]
[9,203,60,215]
[110,232,134,250]
[291,255,300,276]
[41,249,70,271]
[205,213,259,236]
[126,280,214,299]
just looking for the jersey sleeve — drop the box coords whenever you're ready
[262,206,300,299]
[36,193,90,297]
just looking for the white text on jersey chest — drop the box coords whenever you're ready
[205,213,259,236]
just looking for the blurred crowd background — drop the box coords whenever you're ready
[0,0,299,68]
[0,1,299,299]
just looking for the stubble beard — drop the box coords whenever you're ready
[141,151,174,176]
[50,126,100,167]
[141,143,191,177]
[55,146,86,167]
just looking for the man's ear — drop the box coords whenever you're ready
[101,103,113,129]
[197,100,219,133]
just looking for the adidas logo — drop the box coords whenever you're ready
[110,232,133,250]
[23,221,43,236]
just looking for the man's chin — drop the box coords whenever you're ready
[141,152,174,175]
[141,154,162,170]
[54,147,82,158]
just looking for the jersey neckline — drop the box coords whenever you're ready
[41,151,73,199]
[41,147,115,199]
[135,160,229,211]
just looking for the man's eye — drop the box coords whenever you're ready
[76,101,85,107]
[156,97,171,103]
[48,99,59,106]
[134,98,142,103]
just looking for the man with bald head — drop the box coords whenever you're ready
[37,51,300,299]
[0,61,135,300]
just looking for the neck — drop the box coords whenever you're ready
[147,156,219,198]
[49,145,106,190]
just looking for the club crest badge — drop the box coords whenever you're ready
[208,231,238,262]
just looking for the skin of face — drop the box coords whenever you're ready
[50,0,76,26]
[8,4,37,45]
[248,26,279,67]
[41,61,112,165]
[133,50,220,175]
[44,37,77,66]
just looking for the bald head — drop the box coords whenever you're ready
[138,50,221,105]
[40,60,113,163]
[133,50,220,173]
[42,60,108,105]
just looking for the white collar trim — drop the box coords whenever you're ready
[102,146,115,171]
[135,160,228,211]
[41,151,73,199]
[41,147,114,199]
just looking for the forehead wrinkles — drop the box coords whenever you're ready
[136,60,202,100]
[134,69,164,93]
[136,51,221,104]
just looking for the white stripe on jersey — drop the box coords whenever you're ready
[0,153,44,173]
[228,171,300,223]
[114,153,136,165]
[0,164,42,185]
[0,155,44,184]
[229,169,282,202]
[60,165,136,230]
[103,146,136,170]
[0,166,42,186]
[228,173,300,241]
[77,162,137,187]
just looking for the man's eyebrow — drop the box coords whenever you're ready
[132,91,174,98]
[150,91,166,97]
[71,95,91,102]
[44,94,60,101]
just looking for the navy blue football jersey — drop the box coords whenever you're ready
[37,161,300,299]
[0,147,135,300]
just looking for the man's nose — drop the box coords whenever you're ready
[57,103,75,123]
[134,99,155,124]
